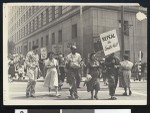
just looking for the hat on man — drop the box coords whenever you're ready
[71,45,77,50]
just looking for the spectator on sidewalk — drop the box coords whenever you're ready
[8,57,15,82]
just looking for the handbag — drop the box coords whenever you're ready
[85,74,92,82]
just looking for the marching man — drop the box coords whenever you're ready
[66,45,82,99]
[25,45,40,98]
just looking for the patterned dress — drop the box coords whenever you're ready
[86,60,100,92]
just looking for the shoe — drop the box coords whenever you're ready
[69,89,73,96]
[94,95,99,100]
[91,96,94,100]
[129,91,132,96]
[123,92,127,96]
[111,96,117,100]
[74,96,79,100]
[31,95,36,98]
[56,94,61,97]
[26,93,30,98]
[70,95,75,100]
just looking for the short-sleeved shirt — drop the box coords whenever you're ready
[66,52,82,68]
[120,60,133,70]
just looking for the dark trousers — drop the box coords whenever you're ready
[108,74,118,96]
[67,69,79,98]
[59,67,65,82]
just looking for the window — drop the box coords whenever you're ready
[19,19,20,26]
[26,24,28,35]
[58,30,62,43]
[52,6,55,20]
[37,16,39,28]
[41,12,43,26]
[125,50,130,58]
[32,6,35,13]
[32,41,34,46]
[41,37,43,47]
[19,46,20,53]
[19,30,20,39]
[46,35,49,46]
[29,8,31,17]
[23,26,25,37]
[58,6,62,17]
[21,46,22,53]
[29,42,31,51]
[119,20,129,36]
[33,19,35,31]
[29,22,31,33]
[72,24,77,39]
[52,33,55,44]
[124,21,129,36]
[36,39,39,45]
[26,11,28,20]
[23,14,25,22]
[17,32,19,41]
[46,8,49,23]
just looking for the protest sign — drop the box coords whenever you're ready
[100,29,120,56]
[64,41,76,56]
[41,47,47,59]
[52,44,63,55]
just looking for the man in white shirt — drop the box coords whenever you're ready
[66,45,82,99]
[25,45,40,98]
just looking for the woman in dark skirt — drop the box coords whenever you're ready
[86,53,101,100]
[8,58,15,81]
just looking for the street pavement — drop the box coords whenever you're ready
[8,77,147,101]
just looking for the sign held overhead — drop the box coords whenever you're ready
[100,29,120,56]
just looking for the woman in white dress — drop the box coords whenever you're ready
[120,55,133,96]
[44,52,60,97]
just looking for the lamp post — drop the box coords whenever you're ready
[80,6,83,57]
[121,6,124,60]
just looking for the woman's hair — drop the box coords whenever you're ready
[89,53,95,61]
[48,52,54,57]
[123,54,129,60]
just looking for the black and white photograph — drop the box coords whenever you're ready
[3,3,147,105]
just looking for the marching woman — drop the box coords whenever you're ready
[86,53,101,100]
[44,52,61,97]
[120,55,133,96]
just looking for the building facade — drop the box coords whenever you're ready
[8,5,147,63]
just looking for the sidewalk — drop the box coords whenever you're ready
[12,76,147,83]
